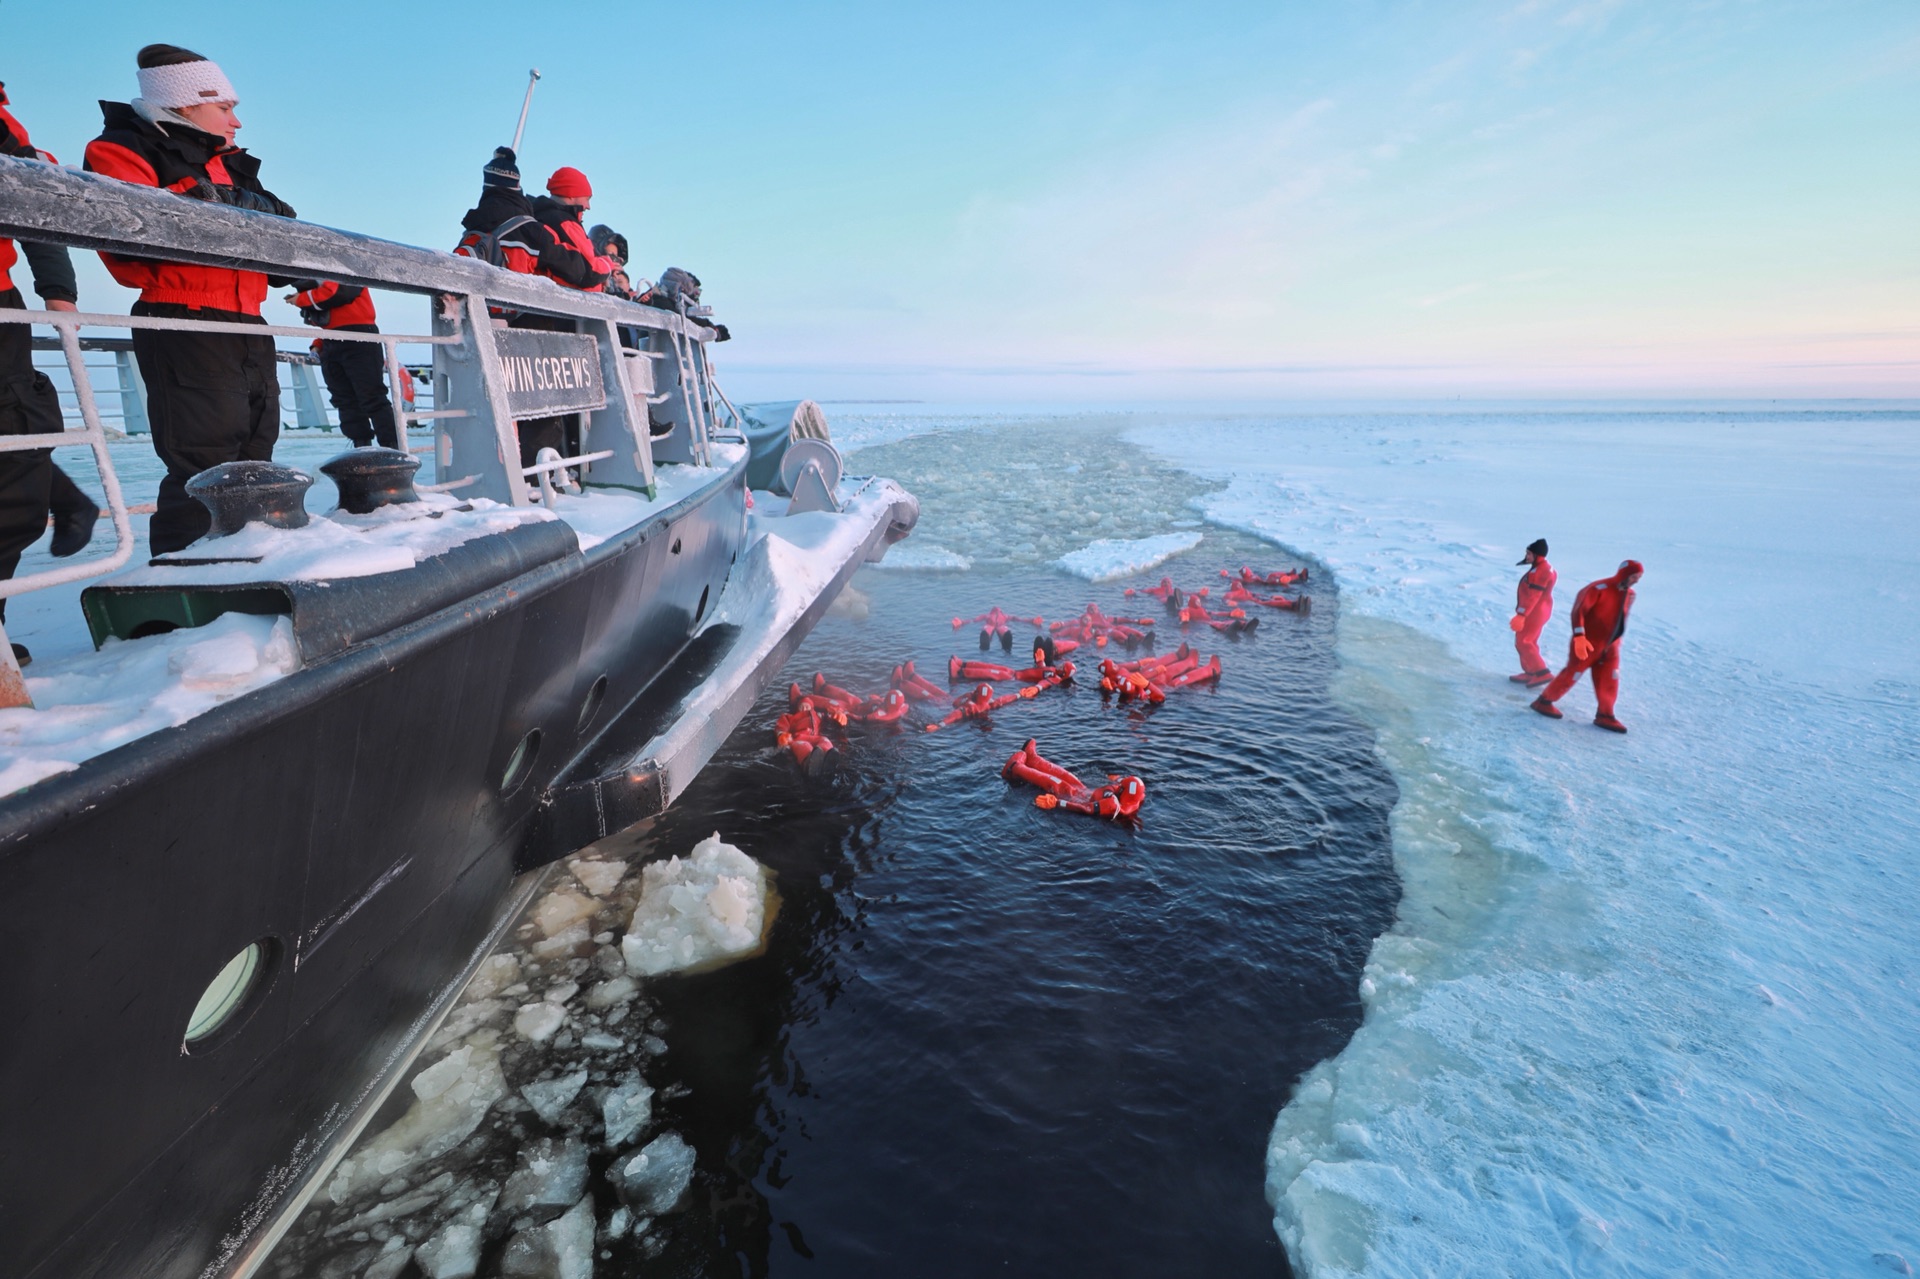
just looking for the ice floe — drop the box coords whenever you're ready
[620,832,773,977]
[1054,531,1203,581]
[1133,409,1920,1277]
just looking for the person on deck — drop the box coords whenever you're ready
[507,168,612,464]
[1508,537,1556,687]
[529,168,612,295]
[287,280,398,449]
[0,82,104,664]
[1531,560,1643,733]
[83,44,297,554]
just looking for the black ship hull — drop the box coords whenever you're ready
[1,462,748,1279]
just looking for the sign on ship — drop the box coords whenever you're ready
[495,328,607,417]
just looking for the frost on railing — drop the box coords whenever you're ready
[0,157,731,702]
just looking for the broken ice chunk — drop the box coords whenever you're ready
[363,1236,413,1279]
[602,1072,654,1147]
[543,980,579,1005]
[521,1069,588,1125]
[327,1043,506,1203]
[499,1193,596,1279]
[620,833,772,977]
[602,1205,633,1241]
[611,1132,695,1215]
[531,921,591,961]
[568,857,628,898]
[514,1002,566,1043]
[583,975,637,1011]
[465,953,521,1000]
[533,890,598,938]
[415,1203,488,1279]
[579,1031,623,1051]
[422,998,508,1057]
[498,1136,590,1221]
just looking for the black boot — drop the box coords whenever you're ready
[50,503,98,558]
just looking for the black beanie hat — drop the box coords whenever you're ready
[1518,538,1548,565]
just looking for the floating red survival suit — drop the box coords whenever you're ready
[1002,739,1146,822]
[953,606,1044,654]
[1224,565,1308,587]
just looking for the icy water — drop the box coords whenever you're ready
[266,419,1400,1278]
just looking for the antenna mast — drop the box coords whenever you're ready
[510,69,542,152]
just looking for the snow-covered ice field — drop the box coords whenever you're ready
[1128,407,1920,1277]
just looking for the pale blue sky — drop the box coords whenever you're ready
[8,0,1918,400]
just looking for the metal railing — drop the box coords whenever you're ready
[0,154,727,704]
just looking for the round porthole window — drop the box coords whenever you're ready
[502,728,543,794]
[184,940,272,1049]
[577,676,609,733]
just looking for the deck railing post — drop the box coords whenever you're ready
[113,347,149,434]
[577,317,655,497]
[430,293,526,505]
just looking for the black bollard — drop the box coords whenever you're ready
[320,448,422,515]
[185,461,314,537]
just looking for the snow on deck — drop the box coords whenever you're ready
[0,441,745,798]
[1132,409,1920,1278]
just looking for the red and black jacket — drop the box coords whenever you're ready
[290,281,377,331]
[0,85,77,305]
[82,101,294,315]
[528,196,611,292]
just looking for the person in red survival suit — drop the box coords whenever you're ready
[1531,559,1642,733]
[1508,537,1556,687]
[84,44,298,554]
[0,84,105,664]
[286,281,397,449]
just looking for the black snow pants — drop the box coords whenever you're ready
[317,330,398,449]
[0,287,62,620]
[131,302,280,555]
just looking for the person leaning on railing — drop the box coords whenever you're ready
[0,82,103,665]
[514,166,613,466]
[82,44,297,555]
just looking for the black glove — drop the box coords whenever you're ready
[216,184,297,218]
[484,146,521,191]
[710,322,731,342]
[180,177,220,201]
[298,306,329,327]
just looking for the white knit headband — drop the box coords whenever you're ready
[136,59,237,110]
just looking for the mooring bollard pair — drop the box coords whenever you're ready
[183,448,423,536]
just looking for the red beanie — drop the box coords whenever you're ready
[547,166,592,201]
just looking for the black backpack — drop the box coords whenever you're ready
[454,214,535,268]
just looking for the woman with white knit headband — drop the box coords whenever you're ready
[83,44,299,555]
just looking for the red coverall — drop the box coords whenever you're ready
[1513,556,1556,676]
[1538,565,1637,716]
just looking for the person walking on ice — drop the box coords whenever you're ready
[1508,537,1556,687]
[1531,559,1643,733]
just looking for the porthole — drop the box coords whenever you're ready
[576,676,609,733]
[695,584,710,625]
[501,728,543,794]
[183,939,275,1051]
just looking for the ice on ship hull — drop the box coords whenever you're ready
[0,159,915,1279]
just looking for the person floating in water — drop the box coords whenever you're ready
[1531,559,1642,733]
[1508,537,1556,688]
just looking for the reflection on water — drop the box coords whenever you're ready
[266,422,1398,1278]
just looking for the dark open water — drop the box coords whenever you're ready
[270,421,1398,1278]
